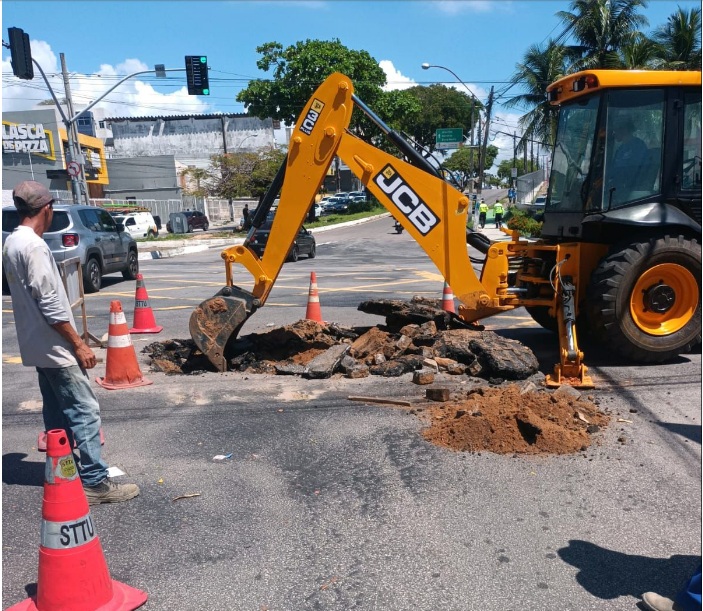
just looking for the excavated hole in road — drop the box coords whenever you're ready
[142,298,610,456]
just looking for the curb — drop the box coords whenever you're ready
[137,213,391,260]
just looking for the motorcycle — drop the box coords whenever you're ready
[394,221,404,234]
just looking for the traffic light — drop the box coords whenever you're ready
[8,27,34,80]
[185,55,209,95]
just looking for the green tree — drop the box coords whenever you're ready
[496,158,538,183]
[556,0,649,70]
[651,7,701,70]
[443,144,497,190]
[619,31,662,69]
[209,148,286,200]
[236,39,386,131]
[505,40,569,148]
[401,84,480,153]
[249,147,287,200]
[179,166,211,197]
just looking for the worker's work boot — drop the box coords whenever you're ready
[83,478,140,505]
[641,592,682,611]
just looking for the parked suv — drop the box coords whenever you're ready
[166,210,209,233]
[111,210,159,239]
[2,204,139,294]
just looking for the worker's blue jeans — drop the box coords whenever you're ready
[676,567,702,611]
[37,365,109,487]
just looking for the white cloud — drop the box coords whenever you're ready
[379,60,417,91]
[2,38,211,118]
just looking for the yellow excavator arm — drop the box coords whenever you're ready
[189,72,590,387]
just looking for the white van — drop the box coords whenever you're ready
[112,211,159,238]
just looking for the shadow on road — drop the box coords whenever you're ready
[558,539,699,604]
[2,452,44,487]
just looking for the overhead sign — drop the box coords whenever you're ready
[435,127,463,150]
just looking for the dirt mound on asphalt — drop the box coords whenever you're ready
[418,384,609,455]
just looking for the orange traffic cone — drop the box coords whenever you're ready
[6,429,148,611]
[129,274,162,334]
[305,272,323,323]
[442,281,456,313]
[96,301,153,390]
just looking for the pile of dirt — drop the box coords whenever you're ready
[417,384,609,455]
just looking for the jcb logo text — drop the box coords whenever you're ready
[374,165,439,235]
[299,99,325,136]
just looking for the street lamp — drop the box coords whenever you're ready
[422,62,484,193]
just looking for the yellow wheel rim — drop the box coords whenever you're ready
[630,263,699,336]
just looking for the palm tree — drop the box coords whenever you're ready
[556,0,649,70]
[504,40,570,148]
[651,7,701,70]
[619,31,662,69]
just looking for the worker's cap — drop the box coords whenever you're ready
[12,181,55,212]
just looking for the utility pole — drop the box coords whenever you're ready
[477,86,494,195]
[61,53,91,205]
[468,100,475,194]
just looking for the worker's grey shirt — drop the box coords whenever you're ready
[2,226,78,368]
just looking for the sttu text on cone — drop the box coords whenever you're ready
[5,429,147,611]
[96,301,153,390]
[305,271,323,323]
[129,274,162,334]
[442,281,456,313]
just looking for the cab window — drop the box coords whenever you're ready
[602,89,665,209]
[681,91,701,191]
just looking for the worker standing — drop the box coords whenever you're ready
[494,201,504,229]
[478,199,488,229]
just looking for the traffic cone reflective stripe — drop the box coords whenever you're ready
[305,272,323,323]
[129,274,162,334]
[442,282,456,313]
[5,429,148,611]
[96,301,153,390]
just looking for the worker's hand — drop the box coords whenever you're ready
[75,343,97,370]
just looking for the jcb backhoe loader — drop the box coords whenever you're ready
[189,70,701,387]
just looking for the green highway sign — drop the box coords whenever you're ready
[435,127,463,149]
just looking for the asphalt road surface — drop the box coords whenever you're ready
[2,216,700,610]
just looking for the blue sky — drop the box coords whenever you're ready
[2,0,698,164]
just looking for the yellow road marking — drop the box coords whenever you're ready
[3,355,22,364]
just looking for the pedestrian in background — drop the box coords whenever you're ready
[478,199,488,229]
[2,181,140,505]
[242,203,250,230]
[493,201,504,229]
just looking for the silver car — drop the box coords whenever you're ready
[2,203,139,293]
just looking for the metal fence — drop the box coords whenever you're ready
[515,168,547,206]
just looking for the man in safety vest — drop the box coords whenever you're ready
[478,199,488,229]
[494,201,504,229]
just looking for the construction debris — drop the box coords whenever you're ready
[143,298,540,382]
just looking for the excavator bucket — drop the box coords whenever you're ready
[188,287,259,372]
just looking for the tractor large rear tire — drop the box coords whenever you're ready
[526,306,558,333]
[586,235,701,362]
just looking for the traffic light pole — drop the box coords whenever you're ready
[19,48,184,204]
